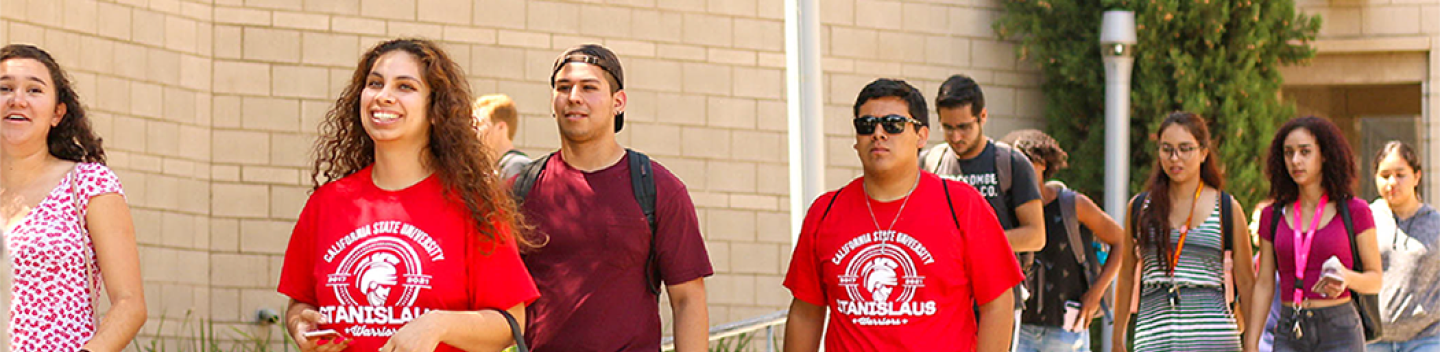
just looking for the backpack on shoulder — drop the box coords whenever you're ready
[1043,181,1112,321]
[1129,191,1239,306]
[512,149,664,297]
[1266,200,1383,342]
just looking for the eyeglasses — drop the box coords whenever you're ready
[1158,144,1203,159]
[854,114,923,135]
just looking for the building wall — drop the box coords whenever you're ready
[1285,0,1440,201]
[1,0,1041,348]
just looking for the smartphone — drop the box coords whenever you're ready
[303,329,341,339]
[1311,271,1345,293]
[1063,300,1083,332]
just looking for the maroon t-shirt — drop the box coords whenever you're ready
[1259,197,1376,303]
[520,152,714,352]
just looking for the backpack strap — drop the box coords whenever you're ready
[1058,188,1088,272]
[627,149,663,297]
[1220,192,1233,252]
[1129,191,1149,239]
[510,152,555,203]
[993,141,1014,193]
[1339,197,1358,270]
[942,180,961,230]
[923,143,950,174]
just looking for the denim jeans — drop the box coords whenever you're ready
[1273,304,1366,352]
[1016,324,1091,352]
[1368,334,1440,352]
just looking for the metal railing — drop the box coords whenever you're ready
[661,309,788,352]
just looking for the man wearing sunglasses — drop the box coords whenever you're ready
[784,79,1023,352]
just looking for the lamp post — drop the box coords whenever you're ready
[1101,10,1136,229]
[1100,10,1136,352]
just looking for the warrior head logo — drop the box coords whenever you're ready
[864,257,900,302]
[356,252,401,306]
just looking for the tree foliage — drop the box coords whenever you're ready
[995,0,1321,209]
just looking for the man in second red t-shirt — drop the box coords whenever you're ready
[516,44,714,352]
[783,78,1024,352]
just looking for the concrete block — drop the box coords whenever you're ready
[527,1,579,33]
[243,28,302,63]
[707,241,730,273]
[212,165,242,183]
[820,0,854,26]
[242,97,301,132]
[681,127,731,158]
[708,0,756,17]
[131,9,165,47]
[732,67,782,100]
[579,4,632,38]
[162,87,196,124]
[179,54,211,92]
[758,52,784,68]
[271,185,310,220]
[730,194,779,211]
[629,123,683,157]
[240,220,293,254]
[241,166,299,185]
[177,125,211,161]
[707,209,756,241]
[361,0,416,21]
[387,21,444,39]
[628,58,683,92]
[756,163,788,195]
[213,25,242,60]
[473,0,526,30]
[146,48,182,87]
[269,66,329,99]
[829,26,877,59]
[130,83,162,120]
[181,1,213,22]
[708,48,756,66]
[498,30,551,49]
[729,242,779,274]
[1422,6,1438,34]
[756,100,786,133]
[214,61,271,95]
[706,96,757,129]
[472,45,527,80]
[902,2,948,34]
[210,253,271,287]
[605,39,655,58]
[731,130,784,162]
[950,6,1000,38]
[971,39,1017,70]
[707,274,756,305]
[1363,6,1422,35]
[214,6,271,26]
[160,211,196,248]
[270,133,314,168]
[683,13,732,47]
[708,161,757,193]
[854,0,902,31]
[657,0,705,12]
[734,18,783,52]
[301,32,361,67]
[682,62,732,96]
[879,31,926,64]
[417,0,471,25]
[331,16,388,36]
[164,14,198,53]
[550,34,602,50]
[213,95,242,129]
[94,76,131,117]
[305,0,361,15]
[442,25,497,45]
[657,43,707,61]
[61,0,98,34]
[272,11,330,31]
[657,93,708,127]
[632,9,682,43]
[96,2,133,40]
[212,130,270,165]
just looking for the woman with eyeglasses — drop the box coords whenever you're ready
[1365,141,1440,352]
[1113,112,1254,352]
[1244,116,1382,352]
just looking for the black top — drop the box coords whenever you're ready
[1022,199,1090,327]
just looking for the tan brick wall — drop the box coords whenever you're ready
[4,0,1043,348]
[1290,0,1440,202]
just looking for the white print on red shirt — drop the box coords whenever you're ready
[832,230,939,326]
[318,220,443,337]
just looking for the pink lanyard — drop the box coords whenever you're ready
[1291,195,1328,305]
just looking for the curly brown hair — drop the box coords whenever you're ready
[1000,129,1067,180]
[1,44,105,164]
[1265,116,1357,206]
[310,38,532,249]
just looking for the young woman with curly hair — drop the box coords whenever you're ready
[1,44,147,352]
[1245,116,1382,352]
[1113,112,1254,352]
[276,38,537,352]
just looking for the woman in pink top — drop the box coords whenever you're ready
[0,44,147,351]
[1244,116,1383,352]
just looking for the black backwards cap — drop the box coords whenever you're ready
[551,44,627,132]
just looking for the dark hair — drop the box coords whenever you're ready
[852,78,928,129]
[1137,112,1226,260]
[312,38,531,249]
[1,44,105,164]
[1000,129,1068,180]
[551,44,626,132]
[1265,116,1356,206]
[1374,140,1421,175]
[936,74,984,116]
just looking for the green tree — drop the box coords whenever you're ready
[995,0,1321,209]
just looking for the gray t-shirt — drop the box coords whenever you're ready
[1372,201,1440,341]
[498,149,533,179]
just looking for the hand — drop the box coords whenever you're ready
[1312,271,1348,298]
[381,311,448,352]
[289,308,350,352]
[1072,289,1105,332]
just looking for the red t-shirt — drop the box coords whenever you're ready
[1258,197,1375,303]
[519,153,714,352]
[784,172,1024,352]
[277,166,539,352]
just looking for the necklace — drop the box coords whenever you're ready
[1166,181,1204,307]
[863,173,922,232]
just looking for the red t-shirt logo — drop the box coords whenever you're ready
[834,230,939,326]
[319,221,444,336]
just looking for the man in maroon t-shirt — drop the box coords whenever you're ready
[783,78,1023,351]
[518,44,713,352]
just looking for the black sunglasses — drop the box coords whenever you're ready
[854,114,923,135]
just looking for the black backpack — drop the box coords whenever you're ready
[512,149,663,297]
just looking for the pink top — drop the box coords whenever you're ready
[4,163,124,351]
[1259,197,1375,303]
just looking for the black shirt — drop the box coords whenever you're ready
[1021,199,1090,327]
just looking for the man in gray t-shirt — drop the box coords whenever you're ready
[473,94,533,179]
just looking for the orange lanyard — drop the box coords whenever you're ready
[1168,182,1205,277]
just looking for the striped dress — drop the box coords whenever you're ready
[1134,199,1242,351]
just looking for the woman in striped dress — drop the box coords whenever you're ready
[1113,112,1255,351]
